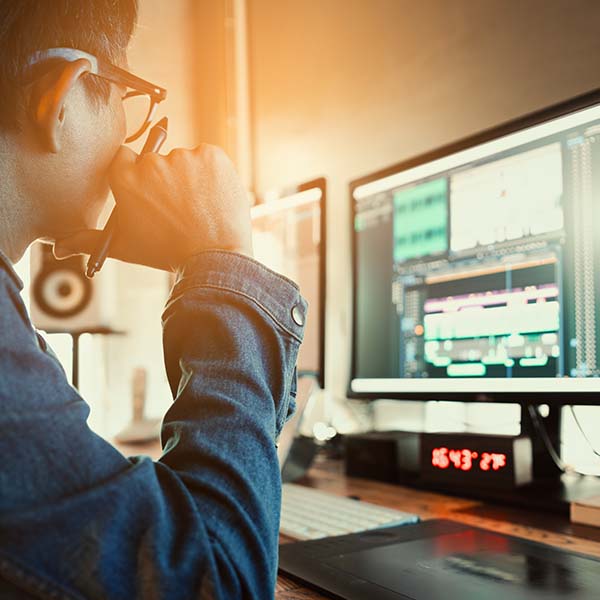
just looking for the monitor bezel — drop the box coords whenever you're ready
[349,88,600,404]
[298,177,327,390]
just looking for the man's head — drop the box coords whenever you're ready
[0,0,138,260]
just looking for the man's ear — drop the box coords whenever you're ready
[27,58,92,153]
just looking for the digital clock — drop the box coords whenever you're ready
[431,447,507,472]
[421,433,532,489]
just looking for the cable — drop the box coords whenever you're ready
[569,405,600,459]
[526,404,567,473]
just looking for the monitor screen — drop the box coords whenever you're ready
[351,96,600,399]
[252,179,326,387]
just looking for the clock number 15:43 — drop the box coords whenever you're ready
[431,447,507,472]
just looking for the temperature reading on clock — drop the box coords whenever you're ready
[431,447,508,472]
[480,452,507,471]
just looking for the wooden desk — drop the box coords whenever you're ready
[276,456,600,599]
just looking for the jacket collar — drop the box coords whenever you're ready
[0,248,24,291]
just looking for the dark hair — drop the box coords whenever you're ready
[0,0,138,129]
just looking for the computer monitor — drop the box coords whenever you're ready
[251,178,326,388]
[350,91,600,404]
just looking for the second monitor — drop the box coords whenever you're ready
[251,178,326,389]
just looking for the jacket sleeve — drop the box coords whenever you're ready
[0,250,306,600]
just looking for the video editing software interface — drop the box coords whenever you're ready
[252,186,323,381]
[352,104,600,395]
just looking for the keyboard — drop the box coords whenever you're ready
[280,483,419,540]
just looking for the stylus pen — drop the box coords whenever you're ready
[86,116,169,278]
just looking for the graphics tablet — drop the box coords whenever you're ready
[279,519,600,599]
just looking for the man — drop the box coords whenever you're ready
[0,1,305,598]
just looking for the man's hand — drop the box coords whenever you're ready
[53,144,253,271]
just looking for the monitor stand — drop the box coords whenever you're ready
[520,402,563,481]
[280,375,321,483]
[518,402,600,513]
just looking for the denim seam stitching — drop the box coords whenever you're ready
[180,251,301,291]
[0,552,81,600]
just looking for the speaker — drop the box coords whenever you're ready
[344,431,421,484]
[30,242,116,332]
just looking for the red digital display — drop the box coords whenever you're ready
[431,447,507,473]
[422,434,529,489]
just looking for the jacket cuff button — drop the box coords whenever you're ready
[291,304,304,326]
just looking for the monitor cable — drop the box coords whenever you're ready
[568,406,600,460]
[526,404,567,473]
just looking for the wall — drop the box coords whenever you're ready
[247,0,600,408]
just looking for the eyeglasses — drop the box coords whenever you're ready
[26,47,167,143]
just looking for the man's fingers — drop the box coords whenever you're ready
[108,145,140,182]
[111,144,138,168]
[108,145,149,210]
[53,230,103,259]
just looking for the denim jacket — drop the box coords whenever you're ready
[0,249,306,599]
